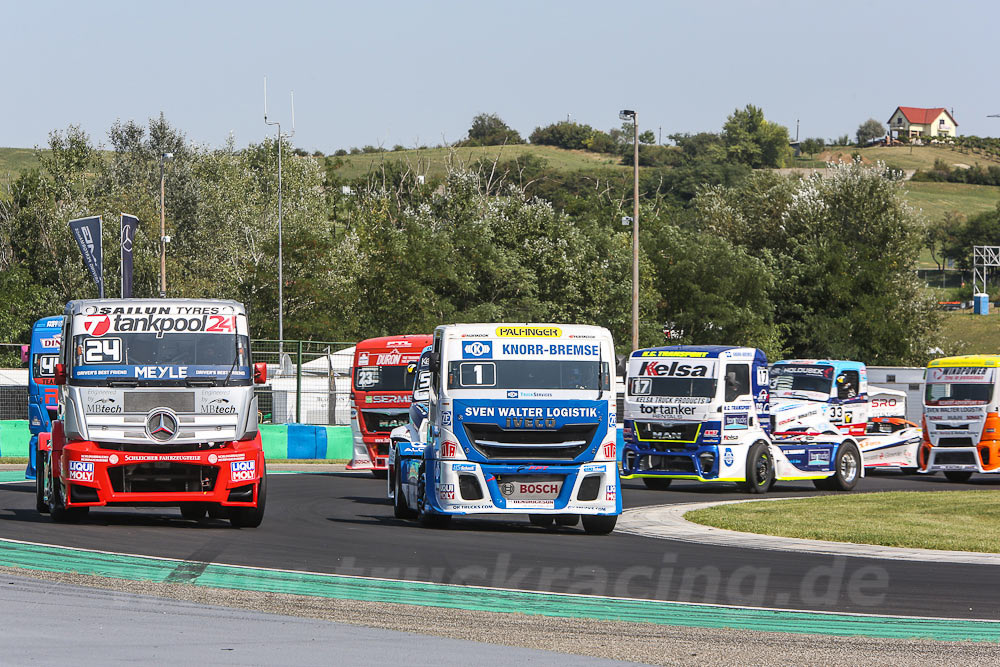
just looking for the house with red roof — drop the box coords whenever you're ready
[887,107,958,139]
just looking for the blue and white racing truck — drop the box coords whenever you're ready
[26,316,63,482]
[621,345,863,493]
[387,323,621,534]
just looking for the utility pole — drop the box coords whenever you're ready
[158,152,173,297]
[620,109,640,351]
[264,77,295,348]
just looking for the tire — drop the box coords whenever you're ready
[739,442,774,494]
[828,441,862,491]
[48,463,87,524]
[393,456,417,520]
[35,451,49,514]
[529,514,554,528]
[180,503,208,521]
[581,514,618,535]
[554,514,580,527]
[229,466,266,528]
[642,477,673,491]
[944,470,973,483]
[416,464,451,529]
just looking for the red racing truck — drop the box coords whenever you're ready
[348,334,432,476]
[37,298,268,527]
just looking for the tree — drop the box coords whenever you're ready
[638,130,656,145]
[529,121,594,150]
[721,105,792,168]
[856,118,886,146]
[462,113,523,146]
[800,137,824,157]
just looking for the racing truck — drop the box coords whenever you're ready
[26,316,63,480]
[348,334,432,476]
[387,323,621,534]
[621,346,863,493]
[920,355,1000,481]
[37,298,268,526]
[770,359,921,472]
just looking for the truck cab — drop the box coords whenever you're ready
[348,334,432,476]
[38,299,268,527]
[26,316,63,480]
[389,323,620,534]
[921,355,1000,482]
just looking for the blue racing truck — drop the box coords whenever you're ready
[26,316,63,482]
[621,345,862,493]
[387,323,621,533]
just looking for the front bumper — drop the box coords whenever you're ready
[56,439,264,508]
[922,443,999,473]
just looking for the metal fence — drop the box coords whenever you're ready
[253,340,356,426]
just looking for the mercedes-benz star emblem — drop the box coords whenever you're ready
[146,410,178,442]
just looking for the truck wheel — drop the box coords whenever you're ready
[49,469,87,524]
[35,452,49,514]
[529,514,554,528]
[642,477,672,490]
[829,441,862,491]
[394,457,417,520]
[944,470,973,483]
[739,442,773,494]
[416,465,451,529]
[180,503,208,521]
[230,469,267,528]
[581,514,618,535]
[554,514,580,527]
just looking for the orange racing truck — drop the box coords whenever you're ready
[37,298,268,526]
[348,334,432,476]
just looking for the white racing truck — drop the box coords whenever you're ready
[38,298,268,526]
[770,359,921,472]
[387,323,621,534]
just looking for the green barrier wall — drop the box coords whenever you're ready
[0,420,351,461]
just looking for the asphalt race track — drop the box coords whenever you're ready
[1,471,999,620]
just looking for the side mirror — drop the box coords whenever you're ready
[253,362,267,384]
[54,363,67,386]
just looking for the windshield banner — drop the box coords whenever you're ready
[928,367,995,384]
[69,216,104,298]
[76,304,246,338]
[120,213,138,299]
[630,359,716,378]
[72,364,250,380]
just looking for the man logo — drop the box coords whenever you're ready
[146,410,178,442]
[462,341,492,359]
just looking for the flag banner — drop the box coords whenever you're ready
[69,216,103,298]
[120,213,139,298]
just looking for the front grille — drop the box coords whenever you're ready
[98,441,228,453]
[937,437,975,447]
[124,392,195,413]
[463,422,595,461]
[641,454,696,473]
[635,421,700,442]
[361,411,408,434]
[935,451,977,466]
[108,463,219,493]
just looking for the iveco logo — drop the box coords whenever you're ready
[146,409,178,442]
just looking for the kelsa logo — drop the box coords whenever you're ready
[231,460,256,482]
[462,341,492,358]
[638,361,709,377]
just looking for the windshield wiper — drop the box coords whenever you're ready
[185,378,215,387]
[223,353,240,387]
[107,379,138,388]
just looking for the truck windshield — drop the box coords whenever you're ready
[446,360,610,391]
[925,383,993,405]
[354,365,411,392]
[770,365,832,396]
[71,333,250,385]
[629,376,717,399]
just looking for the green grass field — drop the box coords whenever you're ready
[826,144,1000,171]
[685,490,1000,553]
[939,309,1000,354]
[0,147,43,190]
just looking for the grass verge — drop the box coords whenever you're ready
[684,490,1000,553]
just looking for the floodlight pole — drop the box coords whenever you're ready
[620,109,639,351]
[265,78,295,349]
[159,152,173,297]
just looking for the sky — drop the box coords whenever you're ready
[3,0,998,153]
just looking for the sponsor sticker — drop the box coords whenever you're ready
[724,414,750,429]
[452,463,475,472]
[441,441,458,458]
[723,448,735,466]
[583,464,605,472]
[442,410,452,426]
[507,390,519,399]
[438,483,455,500]
[462,341,492,359]
[494,326,561,338]
[605,485,617,501]
[231,460,256,482]
[68,460,94,482]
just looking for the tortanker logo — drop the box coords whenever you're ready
[462,341,492,358]
[146,410,178,442]
[83,315,111,337]
[639,361,709,377]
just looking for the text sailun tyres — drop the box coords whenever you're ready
[387,324,621,533]
[36,299,268,527]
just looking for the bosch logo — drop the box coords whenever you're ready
[145,409,178,442]
[462,341,492,359]
[499,482,516,496]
